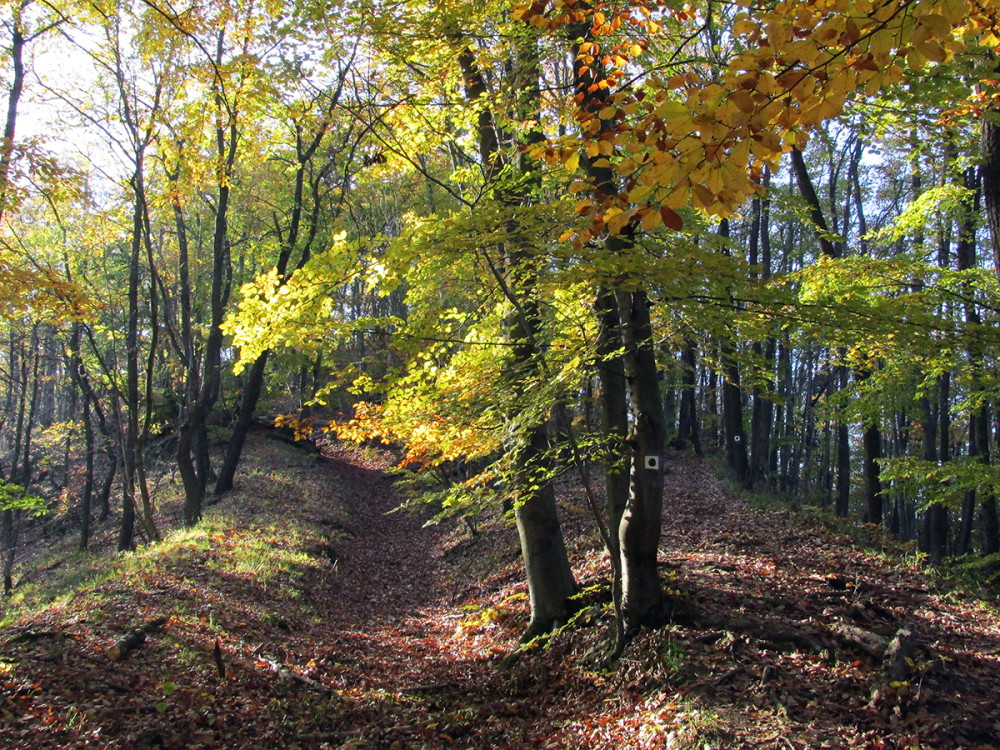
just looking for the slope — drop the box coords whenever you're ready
[0,433,998,749]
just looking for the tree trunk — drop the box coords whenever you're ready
[673,341,701,454]
[453,28,577,637]
[0,9,24,224]
[68,324,95,550]
[617,289,666,634]
[214,104,336,497]
[179,31,236,525]
[594,283,629,645]
[982,112,1000,274]
[862,423,882,525]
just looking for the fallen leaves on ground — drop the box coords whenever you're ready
[1,435,999,749]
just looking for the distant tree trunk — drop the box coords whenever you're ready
[215,351,268,497]
[97,456,116,522]
[68,324,95,550]
[922,392,948,563]
[982,108,1000,275]
[749,172,775,487]
[722,355,749,484]
[120,151,145,552]
[1,509,16,595]
[861,421,883,525]
[979,115,1000,559]
[718,219,749,485]
[4,325,39,594]
[790,147,836,258]
[79,394,94,550]
[956,163,998,559]
[673,341,701,454]
[215,95,340,496]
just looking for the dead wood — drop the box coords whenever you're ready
[259,655,335,694]
[213,639,226,679]
[827,622,889,659]
[883,627,916,682]
[106,616,169,661]
[9,630,62,643]
[696,614,823,652]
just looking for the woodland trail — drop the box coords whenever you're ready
[2,433,1000,748]
[277,438,1000,749]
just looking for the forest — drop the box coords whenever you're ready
[2,0,1000,747]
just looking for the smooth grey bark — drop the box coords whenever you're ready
[454,29,577,637]
[567,21,667,640]
[616,289,667,634]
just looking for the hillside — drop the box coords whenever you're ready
[1,432,999,749]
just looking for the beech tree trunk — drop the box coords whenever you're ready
[617,289,667,634]
[453,28,577,637]
[595,284,629,636]
[673,342,701,454]
[0,8,24,224]
[179,30,236,525]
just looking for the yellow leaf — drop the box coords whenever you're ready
[616,158,637,175]
[664,186,689,209]
[729,90,756,113]
[641,208,661,232]
[692,184,715,210]
[606,208,633,234]
[654,99,688,119]
[917,12,953,40]
[939,0,968,24]
[730,138,751,168]
[628,183,652,203]
[599,105,617,120]
[564,151,580,171]
[916,41,946,63]
[732,18,756,36]
[568,180,589,194]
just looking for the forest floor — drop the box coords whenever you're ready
[1,431,999,749]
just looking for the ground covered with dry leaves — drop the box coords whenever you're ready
[1,432,999,749]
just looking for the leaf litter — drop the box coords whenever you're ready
[1,434,999,749]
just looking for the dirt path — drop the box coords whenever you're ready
[3,434,1000,749]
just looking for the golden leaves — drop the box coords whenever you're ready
[538,0,988,228]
